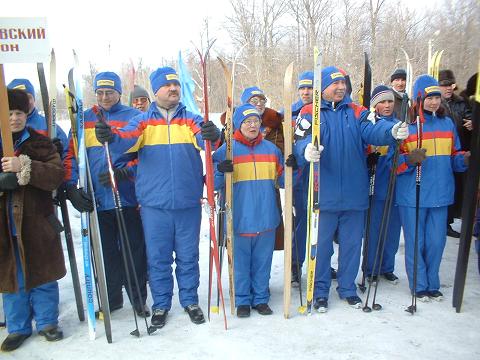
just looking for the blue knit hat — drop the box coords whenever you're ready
[150,67,180,94]
[233,103,260,129]
[412,74,441,101]
[371,85,394,108]
[240,86,266,104]
[7,78,35,99]
[321,66,346,92]
[298,71,314,89]
[94,72,122,94]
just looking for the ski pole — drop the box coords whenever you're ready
[93,106,154,336]
[406,95,424,315]
[364,94,409,312]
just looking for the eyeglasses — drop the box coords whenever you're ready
[249,97,266,106]
[96,90,116,98]
[242,119,261,126]
[132,97,149,105]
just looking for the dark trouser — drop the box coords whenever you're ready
[97,207,148,309]
[447,172,465,226]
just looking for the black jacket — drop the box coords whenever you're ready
[442,93,473,150]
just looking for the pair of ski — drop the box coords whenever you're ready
[428,49,444,80]
[64,53,112,342]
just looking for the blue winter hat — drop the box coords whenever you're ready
[412,74,441,101]
[321,66,346,92]
[7,78,35,99]
[94,72,122,94]
[233,103,260,129]
[371,85,394,108]
[240,86,266,104]
[150,67,180,94]
[298,71,314,89]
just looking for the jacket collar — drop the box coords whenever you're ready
[233,129,263,147]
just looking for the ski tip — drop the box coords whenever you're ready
[297,306,307,315]
[210,306,219,314]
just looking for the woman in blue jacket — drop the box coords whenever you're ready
[213,103,292,318]
[396,75,469,301]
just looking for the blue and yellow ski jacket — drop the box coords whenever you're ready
[108,101,214,210]
[64,102,141,211]
[295,96,396,211]
[396,112,467,208]
[213,130,284,235]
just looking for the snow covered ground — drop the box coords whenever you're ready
[1,121,479,358]
[1,207,479,360]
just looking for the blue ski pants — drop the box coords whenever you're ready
[399,206,447,292]
[140,206,201,310]
[292,183,308,268]
[97,207,148,309]
[314,210,365,299]
[3,241,59,335]
[366,199,401,275]
[234,231,275,307]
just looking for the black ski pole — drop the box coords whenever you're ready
[57,188,85,321]
[365,94,409,312]
[406,95,424,315]
[93,106,154,336]
[215,192,226,311]
[359,159,376,293]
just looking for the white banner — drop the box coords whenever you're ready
[0,17,49,63]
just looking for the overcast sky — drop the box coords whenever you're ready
[2,0,435,90]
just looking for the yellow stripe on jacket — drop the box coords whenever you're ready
[141,123,201,151]
[403,138,453,156]
[233,161,277,182]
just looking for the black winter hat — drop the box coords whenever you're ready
[8,88,30,114]
[464,73,478,98]
[438,70,456,86]
[390,69,407,82]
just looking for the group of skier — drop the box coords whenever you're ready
[0,57,477,352]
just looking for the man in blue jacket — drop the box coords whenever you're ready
[64,72,149,317]
[94,67,221,329]
[295,66,409,312]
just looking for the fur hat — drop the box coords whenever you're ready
[390,69,407,82]
[150,67,180,94]
[94,72,122,94]
[412,74,441,101]
[438,70,456,86]
[298,71,314,89]
[321,66,345,92]
[240,86,266,104]
[7,78,35,99]
[130,85,150,100]
[371,85,394,108]
[8,88,30,114]
[233,103,260,129]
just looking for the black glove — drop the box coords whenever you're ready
[66,184,94,212]
[367,152,380,168]
[407,148,427,165]
[52,137,64,155]
[217,160,233,173]
[201,121,220,142]
[0,172,19,191]
[98,167,130,187]
[95,121,113,144]
[285,154,298,170]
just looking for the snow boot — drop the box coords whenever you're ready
[415,291,430,302]
[1,333,30,352]
[237,305,251,318]
[253,303,273,315]
[428,290,444,301]
[151,309,168,328]
[38,326,63,342]
[383,272,399,285]
[184,304,205,324]
[346,296,362,309]
[313,297,328,313]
